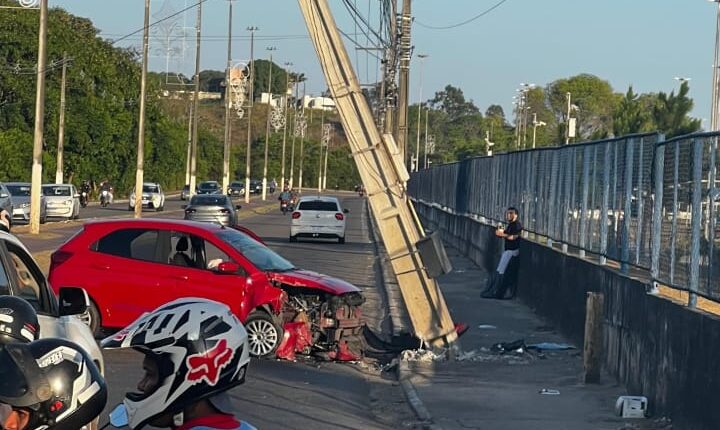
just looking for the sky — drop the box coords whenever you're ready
[47,0,718,124]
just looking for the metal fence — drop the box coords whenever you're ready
[408,131,720,304]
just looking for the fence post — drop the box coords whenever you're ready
[548,151,560,247]
[579,146,591,258]
[651,135,666,280]
[621,139,635,273]
[689,138,703,308]
[600,142,611,266]
[670,142,679,284]
[707,136,718,295]
[634,137,645,265]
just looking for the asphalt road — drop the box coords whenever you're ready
[18,191,420,430]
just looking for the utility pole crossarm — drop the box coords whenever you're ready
[297,0,457,348]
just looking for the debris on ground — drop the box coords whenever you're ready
[400,348,447,362]
[527,342,575,351]
[539,388,561,395]
[477,324,497,329]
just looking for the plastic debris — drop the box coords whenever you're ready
[400,348,447,362]
[477,324,497,329]
[491,339,526,354]
[539,389,560,395]
[527,342,575,351]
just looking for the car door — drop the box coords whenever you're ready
[164,230,247,317]
[90,228,174,327]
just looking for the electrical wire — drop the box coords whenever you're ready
[110,0,210,45]
[414,0,510,30]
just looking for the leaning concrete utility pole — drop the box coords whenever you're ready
[30,0,48,235]
[189,2,202,199]
[222,0,234,193]
[55,53,68,184]
[298,0,457,349]
[245,26,258,205]
[396,0,411,168]
[134,0,151,219]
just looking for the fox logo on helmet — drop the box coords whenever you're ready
[186,339,235,386]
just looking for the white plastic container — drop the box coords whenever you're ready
[615,396,648,418]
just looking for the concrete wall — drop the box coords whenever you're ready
[414,201,720,430]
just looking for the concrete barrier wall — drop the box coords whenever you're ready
[415,201,720,430]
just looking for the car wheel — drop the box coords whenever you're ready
[79,300,102,338]
[245,312,282,357]
[40,215,46,224]
[289,235,297,243]
[338,236,345,244]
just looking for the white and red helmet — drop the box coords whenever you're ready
[101,298,250,430]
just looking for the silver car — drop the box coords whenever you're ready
[183,194,241,226]
[0,183,13,218]
[42,184,80,219]
[5,182,47,224]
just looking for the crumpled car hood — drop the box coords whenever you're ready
[268,269,361,295]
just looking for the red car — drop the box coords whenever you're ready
[48,219,365,360]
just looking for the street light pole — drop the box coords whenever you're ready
[55,52,68,184]
[565,92,572,145]
[282,62,293,190]
[299,81,306,193]
[134,0,151,219]
[414,53,427,172]
[222,0,234,194]
[245,26,258,205]
[711,0,720,130]
[262,46,277,201]
[189,2,203,200]
[29,0,48,234]
[423,108,429,169]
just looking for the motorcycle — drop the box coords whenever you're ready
[100,190,111,207]
[280,199,289,215]
[80,191,89,208]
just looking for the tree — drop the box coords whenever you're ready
[546,74,617,141]
[613,86,654,136]
[428,85,479,121]
[651,81,702,138]
[251,60,289,100]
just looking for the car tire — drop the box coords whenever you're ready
[338,236,345,244]
[289,235,297,243]
[156,205,163,212]
[79,300,102,338]
[245,312,282,358]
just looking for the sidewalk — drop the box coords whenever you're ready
[397,246,668,430]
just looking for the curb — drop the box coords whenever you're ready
[365,199,440,430]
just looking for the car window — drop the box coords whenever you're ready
[5,244,52,314]
[298,200,339,211]
[142,185,159,193]
[217,229,295,272]
[190,196,228,206]
[6,185,30,196]
[96,229,160,262]
[42,186,71,196]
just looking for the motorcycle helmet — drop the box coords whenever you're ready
[101,298,250,430]
[0,338,107,430]
[0,296,40,344]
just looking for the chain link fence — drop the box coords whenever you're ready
[408,131,720,304]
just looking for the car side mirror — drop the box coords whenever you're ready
[58,287,89,316]
[216,261,240,274]
[235,205,242,210]
[343,208,349,214]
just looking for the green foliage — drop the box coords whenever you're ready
[651,82,702,138]
[546,74,617,141]
[613,86,654,136]
[252,60,290,100]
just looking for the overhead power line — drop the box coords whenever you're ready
[414,0,510,30]
[111,0,210,45]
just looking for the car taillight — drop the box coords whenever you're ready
[291,211,301,219]
[50,250,73,271]
[335,213,344,221]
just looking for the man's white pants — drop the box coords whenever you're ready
[496,249,519,275]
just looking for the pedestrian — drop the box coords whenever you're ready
[0,209,11,233]
[101,298,256,430]
[481,207,523,299]
[0,338,108,430]
[270,178,277,195]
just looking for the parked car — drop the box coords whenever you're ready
[249,179,263,194]
[5,182,47,224]
[180,184,196,201]
[42,184,80,220]
[290,196,349,244]
[129,182,165,211]
[227,181,245,197]
[184,195,241,227]
[198,181,222,195]
[48,219,365,359]
[0,230,104,374]
[0,183,14,222]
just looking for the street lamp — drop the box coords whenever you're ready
[531,113,546,149]
[261,46,277,201]
[281,61,293,190]
[244,26,258,204]
[414,53,428,172]
[710,0,720,130]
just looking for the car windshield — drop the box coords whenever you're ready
[217,229,295,272]
[42,186,71,196]
[142,185,159,193]
[199,182,218,190]
[298,200,339,211]
[190,196,228,206]
[231,182,243,187]
[6,185,30,196]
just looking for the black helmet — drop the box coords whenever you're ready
[0,338,107,430]
[0,296,40,344]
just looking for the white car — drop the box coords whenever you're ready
[129,182,165,211]
[0,230,104,374]
[290,196,348,244]
[42,184,81,219]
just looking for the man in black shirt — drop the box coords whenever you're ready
[482,207,523,299]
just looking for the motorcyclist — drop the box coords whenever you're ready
[0,338,108,430]
[100,180,114,205]
[80,180,91,207]
[101,298,256,430]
